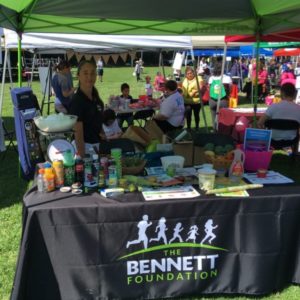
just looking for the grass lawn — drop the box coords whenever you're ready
[1,66,300,300]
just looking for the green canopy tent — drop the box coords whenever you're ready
[0,0,300,85]
[1,0,300,130]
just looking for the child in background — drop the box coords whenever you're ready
[117,83,134,128]
[145,76,153,98]
[102,109,123,140]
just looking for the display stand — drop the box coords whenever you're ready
[39,62,54,115]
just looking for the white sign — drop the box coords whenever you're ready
[172,52,185,70]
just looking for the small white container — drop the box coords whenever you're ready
[160,155,185,171]
[198,167,217,191]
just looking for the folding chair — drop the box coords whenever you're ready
[99,138,135,155]
[0,120,18,160]
[133,109,155,127]
[265,119,300,157]
[3,121,17,152]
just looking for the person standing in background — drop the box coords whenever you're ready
[96,58,104,82]
[208,63,232,129]
[51,60,75,113]
[182,67,204,130]
[134,60,141,82]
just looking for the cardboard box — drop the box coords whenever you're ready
[163,138,193,167]
[173,141,194,166]
[193,146,206,165]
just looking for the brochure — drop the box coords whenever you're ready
[244,128,272,151]
[142,185,200,201]
[243,171,294,184]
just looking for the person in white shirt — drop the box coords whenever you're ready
[102,109,123,140]
[96,58,104,82]
[153,80,185,133]
[258,83,300,140]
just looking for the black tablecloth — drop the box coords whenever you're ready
[11,185,300,300]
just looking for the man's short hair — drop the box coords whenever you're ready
[281,83,297,99]
[164,80,177,92]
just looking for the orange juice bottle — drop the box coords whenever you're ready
[44,167,55,192]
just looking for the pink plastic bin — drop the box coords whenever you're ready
[243,148,273,172]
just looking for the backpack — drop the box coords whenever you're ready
[209,79,226,100]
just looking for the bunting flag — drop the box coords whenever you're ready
[84,54,92,61]
[66,50,74,61]
[111,54,119,64]
[129,51,136,60]
[75,52,84,63]
[119,52,128,63]
[94,54,101,62]
[102,55,110,64]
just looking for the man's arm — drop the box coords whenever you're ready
[257,113,270,129]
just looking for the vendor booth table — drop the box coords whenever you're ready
[11,185,300,300]
[218,107,267,141]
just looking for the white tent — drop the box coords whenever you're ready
[0,30,193,115]
[4,30,193,52]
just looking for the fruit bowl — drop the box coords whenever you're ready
[34,113,77,133]
[122,157,147,175]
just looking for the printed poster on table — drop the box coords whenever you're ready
[243,128,272,151]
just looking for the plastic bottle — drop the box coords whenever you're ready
[44,167,55,192]
[228,146,245,183]
[84,154,93,188]
[98,165,106,189]
[37,168,45,192]
[92,154,100,187]
[74,153,84,185]
[63,149,75,186]
[108,159,118,187]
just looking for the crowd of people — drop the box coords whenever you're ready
[50,55,300,157]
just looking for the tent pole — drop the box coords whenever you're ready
[160,51,166,79]
[29,51,36,87]
[0,47,8,116]
[7,50,13,89]
[215,43,227,132]
[191,47,208,131]
[17,32,22,87]
[253,39,260,127]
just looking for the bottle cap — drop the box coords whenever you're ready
[38,168,45,174]
[44,162,52,168]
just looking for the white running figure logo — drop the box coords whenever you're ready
[126,215,152,249]
[169,222,184,244]
[200,219,218,244]
[150,217,168,245]
[186,225,199,243]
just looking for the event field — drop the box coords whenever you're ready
[1,66,300,300]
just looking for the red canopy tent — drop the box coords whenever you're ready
[225,29,300,43]
[273,48,300,56]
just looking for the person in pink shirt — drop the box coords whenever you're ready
[252,61,268,99]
